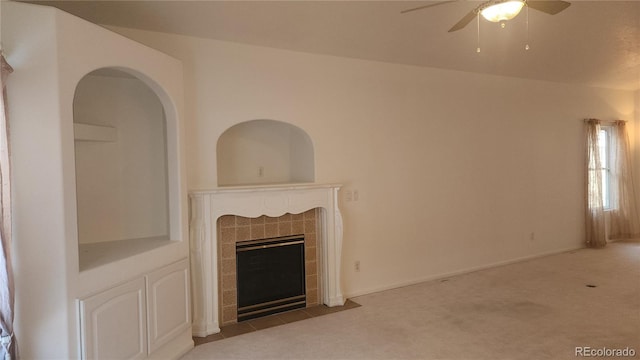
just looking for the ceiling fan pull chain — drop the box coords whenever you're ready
[476,13,481,53]
[525,4,530,50]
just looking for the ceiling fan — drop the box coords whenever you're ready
[401,0,571,32]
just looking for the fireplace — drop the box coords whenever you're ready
[189,183,344,337]
[236,235,306,321]
[217,211,319,325]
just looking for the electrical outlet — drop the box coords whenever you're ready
[345,190,353,202]
[354,260,360,272]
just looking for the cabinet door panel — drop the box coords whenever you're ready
[80,278,147,360]
[146,259,190,354]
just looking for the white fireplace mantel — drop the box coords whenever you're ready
[189,183,344,337]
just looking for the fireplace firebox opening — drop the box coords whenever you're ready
[236,235,306,321]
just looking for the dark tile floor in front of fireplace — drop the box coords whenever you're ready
[193,300,361,346]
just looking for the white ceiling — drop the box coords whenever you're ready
[22,0,640,90]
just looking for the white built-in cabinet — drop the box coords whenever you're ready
[146,260,191,353]
[4,3,191,358]
[80,278,146,360]
[73,68,192,358]
[79,259,190,360]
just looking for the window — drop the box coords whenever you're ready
[597,127,611,209]
[587,126,612,210]
[585,119,640,246]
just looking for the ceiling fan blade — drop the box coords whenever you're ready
[526,1,571,15]
[448,9,478,32]
[400,1,457,14]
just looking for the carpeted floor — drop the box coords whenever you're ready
[182,241,640,359]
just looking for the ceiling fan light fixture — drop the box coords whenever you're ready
[480,0,525,22]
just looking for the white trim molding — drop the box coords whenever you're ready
[189,183,344,337]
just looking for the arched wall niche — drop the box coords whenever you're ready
[73,67,175,258]
[217,119,315,186]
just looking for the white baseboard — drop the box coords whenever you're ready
[148,328,194,360]
[192,322,221,338]
[344,245,584,299]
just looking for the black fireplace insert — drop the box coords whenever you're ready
[236,235,306,321]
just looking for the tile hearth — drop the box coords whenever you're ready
[194,300,361,346]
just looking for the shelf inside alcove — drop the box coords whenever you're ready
[78,236,174,272]
[74,123,117,142]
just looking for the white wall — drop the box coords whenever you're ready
[74,72,169,244]
[3,4,74,358]
[110,27,637,299]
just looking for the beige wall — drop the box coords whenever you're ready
[111,27,636,298]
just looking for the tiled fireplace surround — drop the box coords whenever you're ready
[217,210,320,325]
[189,184,344,337]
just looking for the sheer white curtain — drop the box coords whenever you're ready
[0,53,16,360]
[585,119,606,248]
[608,121,640,239]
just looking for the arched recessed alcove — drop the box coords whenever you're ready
[73,67,173,270]
[217,120,315,186]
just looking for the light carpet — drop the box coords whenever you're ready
[182,241,640,359]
